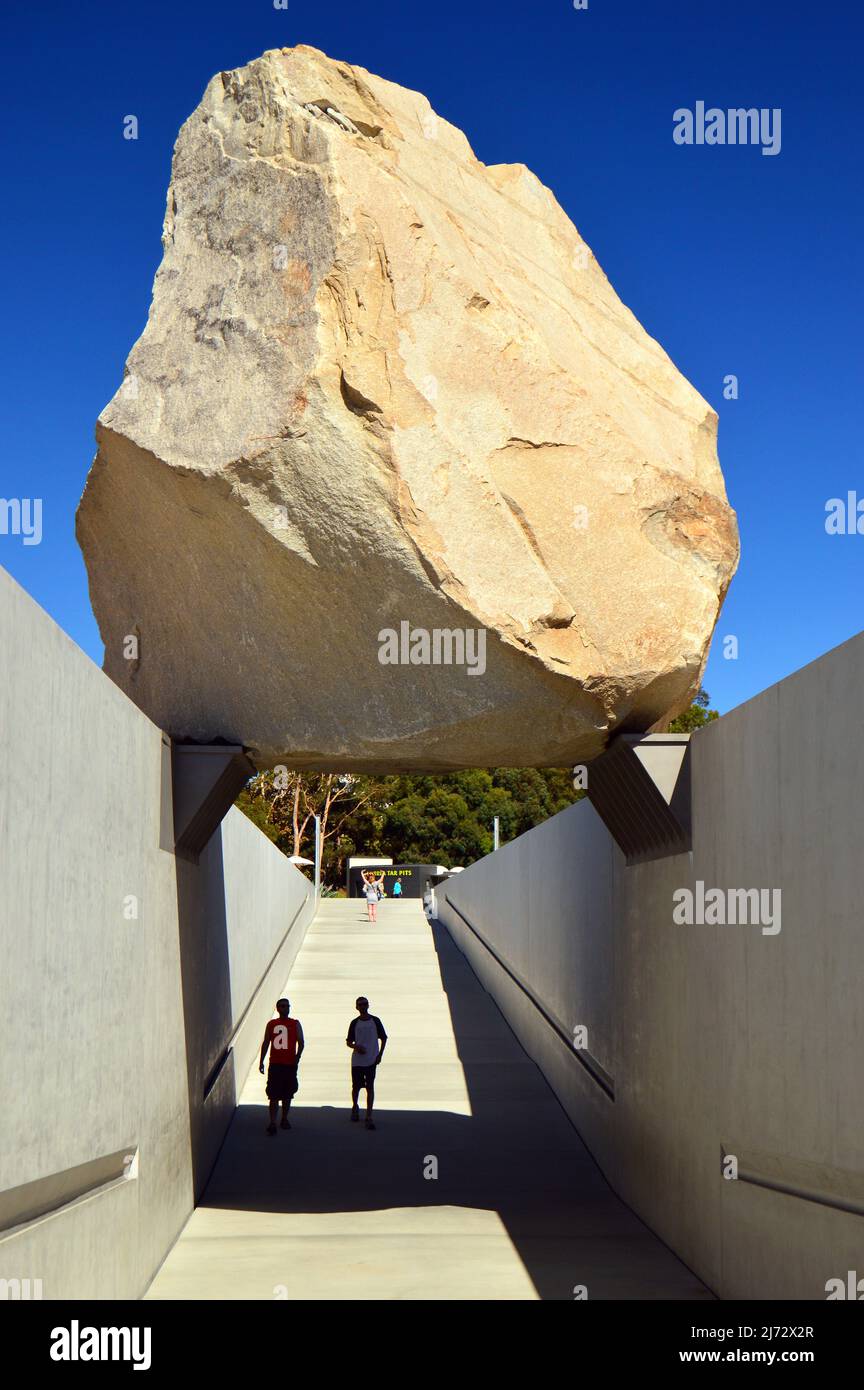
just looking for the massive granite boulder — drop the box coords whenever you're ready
[77,45,738,772]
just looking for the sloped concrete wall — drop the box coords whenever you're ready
[0,567,315,1299]
[438,631,864,1300]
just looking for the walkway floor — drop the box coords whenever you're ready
[146,899,711,1301]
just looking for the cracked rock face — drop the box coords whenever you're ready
[77,44,739,772]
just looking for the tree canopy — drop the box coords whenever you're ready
[666,687,719,733]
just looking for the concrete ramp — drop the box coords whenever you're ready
[146,899,710,1301]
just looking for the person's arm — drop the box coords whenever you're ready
[295,1021,305,1062]
[259,1022,272,1073]
[346,1018,358,1052]
[375,1017,388,1064]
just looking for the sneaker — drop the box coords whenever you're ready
[351,1106,360,1122]
[365,1119,376,1131]
[280,1118,291,1130]
[266,1123,277,1137]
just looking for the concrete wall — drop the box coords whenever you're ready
[0,567,315,1298]
[438,631,864,1300]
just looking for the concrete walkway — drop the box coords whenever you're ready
[146,899,711,1300]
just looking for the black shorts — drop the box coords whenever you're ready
[267,1064,298,1101]
[352,1064,377,1092]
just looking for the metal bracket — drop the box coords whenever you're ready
[172,743,256,862]
[586,733,691,864]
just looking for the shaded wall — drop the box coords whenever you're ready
[0,568,315,1298]
[438,631,864,1300]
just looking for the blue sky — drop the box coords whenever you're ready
[1,0,861,715]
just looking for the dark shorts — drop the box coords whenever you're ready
[351,1064,377,1092]
[266,1064,298,1101]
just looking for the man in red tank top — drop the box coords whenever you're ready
[259,997,305,1135]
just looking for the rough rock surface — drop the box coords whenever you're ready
[77,45,738,772]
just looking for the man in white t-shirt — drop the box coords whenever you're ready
[346,996,388,1129]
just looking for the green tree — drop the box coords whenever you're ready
[236,771,387,883]
[236,764,585,886]
[667,688,719,733]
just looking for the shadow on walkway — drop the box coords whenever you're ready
[184,917,711,1301]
